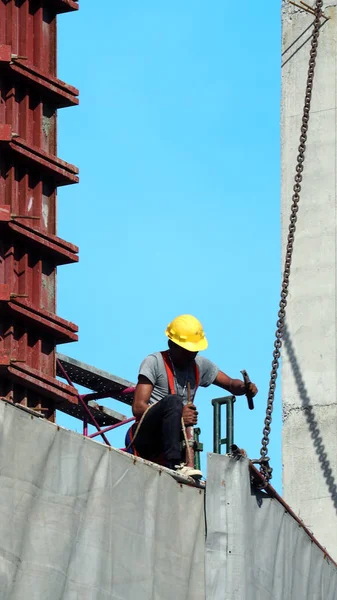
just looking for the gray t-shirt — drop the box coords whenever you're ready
[139,352,219,405]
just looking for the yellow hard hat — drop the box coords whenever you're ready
[165,314,208,352]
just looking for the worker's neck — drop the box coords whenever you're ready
[169,352,192,370]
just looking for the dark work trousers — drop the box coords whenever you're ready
[133,395,184,467]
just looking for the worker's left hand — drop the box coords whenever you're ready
[182,404,198,426]
[246,382,258,397]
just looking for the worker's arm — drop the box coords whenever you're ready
[214,370,258,397]
[132,375,154,420]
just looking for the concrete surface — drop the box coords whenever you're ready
[281,0,337,558]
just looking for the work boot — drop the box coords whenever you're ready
[174,463,203,480]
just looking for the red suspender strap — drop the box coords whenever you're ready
[161,351,200,398]
[161,351,176,394]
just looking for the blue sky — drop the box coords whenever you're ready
[57,2,282,489]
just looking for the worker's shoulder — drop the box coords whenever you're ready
[195,355,217,371]
[140,351,163,366]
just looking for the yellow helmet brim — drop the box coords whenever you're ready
[165,329,208,352]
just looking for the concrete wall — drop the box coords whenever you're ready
[281,1,337,559]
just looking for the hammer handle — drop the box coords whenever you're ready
[240,369,254,410]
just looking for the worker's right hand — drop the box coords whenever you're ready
[182,404,198,426]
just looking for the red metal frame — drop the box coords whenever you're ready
[0,0,79,420]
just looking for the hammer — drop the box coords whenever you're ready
[240,369,255,410]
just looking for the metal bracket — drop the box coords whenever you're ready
[10,293,29,299]
[0,285,29,302]
[251,457,273,480]
[11,214,39,220]
[212,395,236,454]
[11,55,28,61]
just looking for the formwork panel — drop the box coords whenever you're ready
[0,0,79,419]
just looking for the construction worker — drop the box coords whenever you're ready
[126,315,258,479]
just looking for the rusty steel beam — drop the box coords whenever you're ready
[0,45,79,108]
[0,0,79,421]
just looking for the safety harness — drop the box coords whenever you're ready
[125,351,199,460]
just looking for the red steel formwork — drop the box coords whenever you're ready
[0,0,80,421]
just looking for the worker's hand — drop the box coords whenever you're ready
[246,382,258,397]
[182,404,198,426]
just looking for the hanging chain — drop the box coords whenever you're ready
[258,0,324,483]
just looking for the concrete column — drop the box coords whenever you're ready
[281,1,337,558]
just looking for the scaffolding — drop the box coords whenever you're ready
[57,353,135,444]
[0,0,80,420]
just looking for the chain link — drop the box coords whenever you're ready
[259,0,324,482]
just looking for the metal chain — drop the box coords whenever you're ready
[259,0,324,482]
